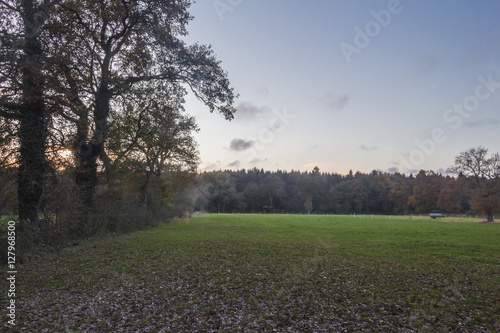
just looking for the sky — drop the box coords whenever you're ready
[181,0,500,175]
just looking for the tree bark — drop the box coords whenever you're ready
[487,212,494,223]
[73,59,112,231]
[18,0,47,225]
[142,171,153,209]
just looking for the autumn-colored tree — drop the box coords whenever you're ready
[44,0,236,227]
[107,83,199,210]
[449,147,500,222]
[303,197,313,214]
[437,176,472,214]
[387,177,412,214]
[408,170,444,214]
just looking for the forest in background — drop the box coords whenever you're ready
[191,167,494,216]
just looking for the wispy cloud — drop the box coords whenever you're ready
[228,160,241,168]
[203,161,221,171]
[234,101,271,121]
[391,160,418,175]
[360,144,379,151]
[230,138,255,151]
[436,168,449,175]
[319,92,350,111]
[387,167,399,174]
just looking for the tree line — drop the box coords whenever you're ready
[0,0,236,248]
[192,147,500,221]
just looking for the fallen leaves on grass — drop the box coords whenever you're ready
[3,217,499,332]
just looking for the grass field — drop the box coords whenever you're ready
[0,216,17,230]
[3,214,499,332]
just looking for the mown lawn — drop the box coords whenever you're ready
[2,214,499,332]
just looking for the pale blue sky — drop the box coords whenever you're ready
[183,0,500,174]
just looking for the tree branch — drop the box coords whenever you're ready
[0,0,19,12]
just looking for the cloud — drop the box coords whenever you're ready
[202,161,221,171]
[392,160,418,175]
[360,144,379,151]
[234,101,271,121]
[464,118,499,129]
[436,168,449,175]
[230,138,255,151]
[319,92,350,111]
[227,160,241,168]
[387,167,399,174]
[250,158,260,164]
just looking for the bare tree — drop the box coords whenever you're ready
[449,147,500,222]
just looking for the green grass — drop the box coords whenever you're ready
[0,216,17,231]
[3,214,499,332]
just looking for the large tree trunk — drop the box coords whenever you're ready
[72,124,107,233]
[73,110,93,206]
[73,142,98,229]
[486,212,494,223]
[142,171,153,209]
[72,59,112,232]
[18,114,46,224]
[18,0,47,225]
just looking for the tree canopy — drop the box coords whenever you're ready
[449,147,500,222]
[0,0,237,237]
